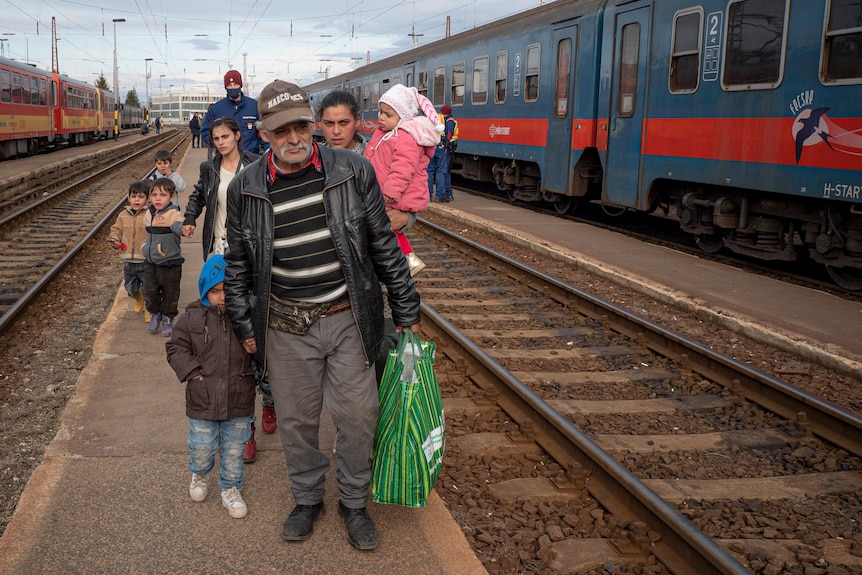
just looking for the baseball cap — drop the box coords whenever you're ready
[258,80,315,132]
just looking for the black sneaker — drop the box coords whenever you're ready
[338,501,378,550]
[282,502,325,541]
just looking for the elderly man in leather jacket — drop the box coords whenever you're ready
[223,80,420,551]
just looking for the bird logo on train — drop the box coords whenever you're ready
[792,106,862,164]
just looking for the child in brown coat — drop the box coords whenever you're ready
[108,180,151,322]
[166,255,256,518]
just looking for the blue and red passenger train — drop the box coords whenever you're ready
[0,56,144,161]
[304,0,862,288]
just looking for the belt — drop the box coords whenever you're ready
[320,299,351,317]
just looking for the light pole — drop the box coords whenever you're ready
[111,18,125,139]
[144,58,153,116]
[112,18,126,97]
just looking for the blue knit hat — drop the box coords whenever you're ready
[198,255,226,306]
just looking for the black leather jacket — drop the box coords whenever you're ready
[223,145,421,367]
[183,150,259,258]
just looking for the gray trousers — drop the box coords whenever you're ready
[265,310,379,508]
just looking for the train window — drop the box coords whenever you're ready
[382,79,390,96]
[722,0,788,89]
[418,70,429,98]
[617,23,640,118]
[451,61,466,106]
[21,75,30,105]
[11,72,22,104]
[373,81,380,110]
[40,79,47,106]
[393,75,402,85]
[554,38,573,118]
[405,71,412,87]
[525,44,540,102]
[822,0,862,82]
[354,86,362,110]
[433,66,445,106]
[670,9,702,93]
[363,83,371,112]
[29,77,38,105]
[495,52,508,104]
[0,70,10,103]
[472,56,489,105]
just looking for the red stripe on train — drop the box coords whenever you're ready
[571,119,597,150]
[642,117,862,171]
[458,119,549,147]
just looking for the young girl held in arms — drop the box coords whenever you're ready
[364,84,443,275]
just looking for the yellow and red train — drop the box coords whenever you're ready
[0,56,144,160]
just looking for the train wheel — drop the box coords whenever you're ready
[826,265,862,291]
[552,197,577,215]
[601,203,627,217]
[506,189,517,202]
[696,234,725,254]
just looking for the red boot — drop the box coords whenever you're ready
[243,424,257,464]
[261,406,277,434]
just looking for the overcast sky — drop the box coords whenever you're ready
[1,0,550,101]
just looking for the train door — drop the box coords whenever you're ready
[404,65,415,88]
[50,79,59,140]
[545,24,578,194]
[604,5,650,207]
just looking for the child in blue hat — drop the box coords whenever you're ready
[165,255,256,518]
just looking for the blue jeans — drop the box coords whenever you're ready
[427,146,450,200]
[188,416,252,491]
[123,261,146,297]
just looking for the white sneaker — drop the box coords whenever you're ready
[221,487,248,519]
[406,252,426,276]
[189,473,208,502]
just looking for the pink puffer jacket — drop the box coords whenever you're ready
[364,116,439,213]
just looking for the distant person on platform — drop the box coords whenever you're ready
[427,104,458,203]
[189,112,201,148]
[201,70,264,154]
[155,115,162,135]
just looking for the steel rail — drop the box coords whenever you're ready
[419,217,862,457]
[419,304,751,575]
[0,135,186,334]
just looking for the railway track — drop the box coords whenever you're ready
[411,218,862,574]
[0,132,186,334]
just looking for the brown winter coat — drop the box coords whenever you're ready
[108,206,148,262]
[166,300,255,420]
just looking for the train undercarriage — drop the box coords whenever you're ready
[451,152,862,290]
[673,184,862,290]
[453,151,603,216]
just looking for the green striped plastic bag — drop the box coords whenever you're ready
[372,331,445,508]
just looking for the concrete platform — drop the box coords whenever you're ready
[0,145,486,575]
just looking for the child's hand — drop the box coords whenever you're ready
[383,194,396,204]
